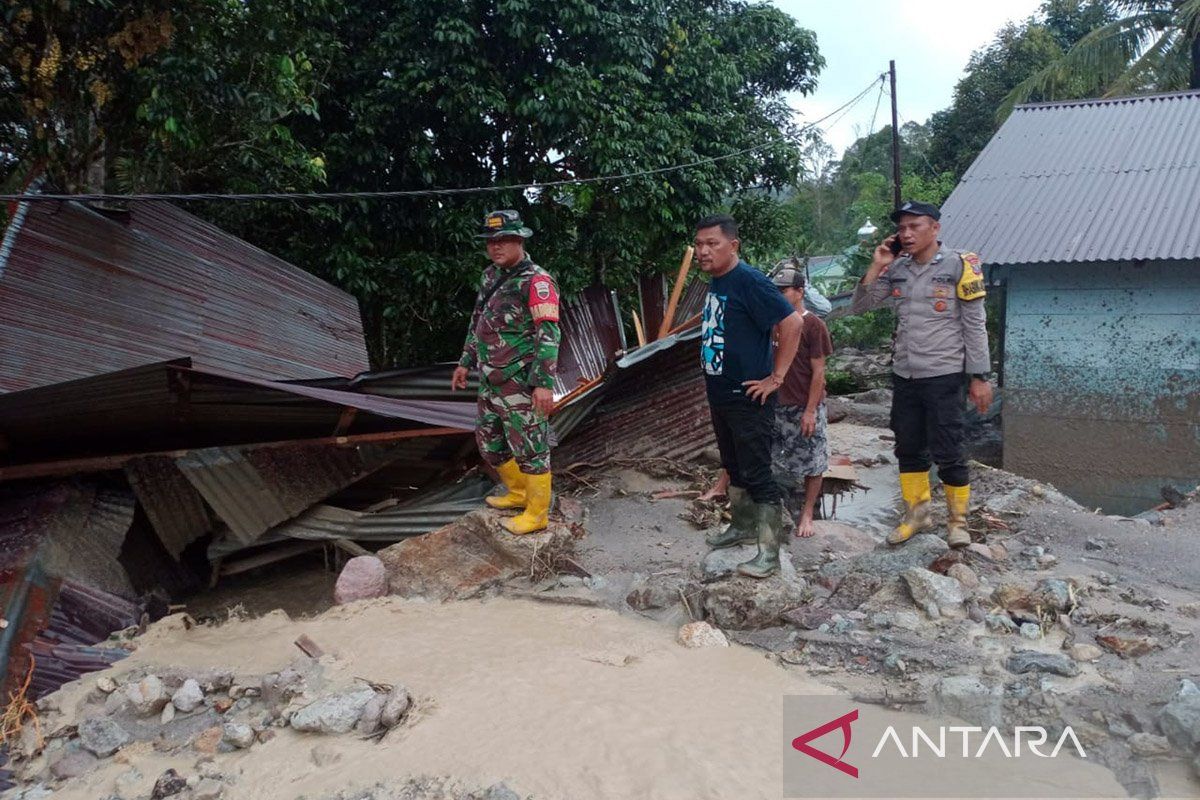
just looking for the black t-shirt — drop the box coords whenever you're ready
[700,261,795,403]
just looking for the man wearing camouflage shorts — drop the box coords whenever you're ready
[769,260,834,538]
[452,210,561,535]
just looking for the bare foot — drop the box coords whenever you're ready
[795,517,817,538]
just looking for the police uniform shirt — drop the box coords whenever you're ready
[850,244,990,379]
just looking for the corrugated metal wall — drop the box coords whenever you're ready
[0,201,369,393]
[1002,260,1200,514]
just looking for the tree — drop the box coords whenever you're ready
[0,0,335,193]
[217,0,824,366]
[928,1,1112,177]
[1004,0,1200,112]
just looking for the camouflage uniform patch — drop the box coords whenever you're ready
[459,257,560,475]
[772,402,829,521]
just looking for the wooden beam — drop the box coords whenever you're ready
[657,246,694,340]
[0,426,467,483]
[631,310,647,348]
[333,407,358,436]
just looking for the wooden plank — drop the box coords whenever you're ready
[217,541,324,577]
[333,539,371,558]
[333,407,358,436]
[631,310,647,348]
[0,426,467,482]
[657,246,694,340]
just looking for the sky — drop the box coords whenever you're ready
[773,0,1045,156]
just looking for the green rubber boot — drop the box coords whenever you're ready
[736,502,784,579]
[705,486,757,549]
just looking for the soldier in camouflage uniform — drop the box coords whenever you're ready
[452,210,561,535]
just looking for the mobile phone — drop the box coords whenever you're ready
[888,234,903,256]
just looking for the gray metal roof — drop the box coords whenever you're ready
[940,90,1200,266]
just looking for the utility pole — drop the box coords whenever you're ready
[889,60,901,211]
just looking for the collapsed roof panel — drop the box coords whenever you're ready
[0,200,370,394]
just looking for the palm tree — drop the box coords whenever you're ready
[1002,0,1200,114]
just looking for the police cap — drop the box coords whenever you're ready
[889,200,941,222]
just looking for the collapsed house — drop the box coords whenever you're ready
[0,199,720,700]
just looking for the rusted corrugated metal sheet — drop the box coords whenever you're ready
[176,441,407,544]
[674,279,709,325]
[125,456,214,559]
[554,286,626,399]
[0,360,472,467]
[638,274,667,341]
[0,199,369,394]
[941,90,1200,265]
[558,330,713,465]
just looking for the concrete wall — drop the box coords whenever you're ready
[1002,260,1200,515]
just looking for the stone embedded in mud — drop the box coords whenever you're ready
[193,726,224,754]
[1159,679,1200,754]
[50,748,99,780]
[79,717,131,757]
[1069,643,1103,662]
[172,678,204,713]
[482,782,522,800]
[826,571,882,610]
[994,583,1031,610]
[356,693,386,735]
[820,534,949,583]
[192,778,225,800]
[377,511,527,601]
[701,575,809,630]
[677,621,729,648]
[625,573,686,612]
[289,688,377,735]
[984,614,1018,634]
[900,568,966,620]
[783,606,835,630]
[1031,579,1073,612]
[1005,650,1079,677]
[1019,623,1042,640]
[334,556,389,604]
[222,722,255,749]
[126,675,169,717]
[947,563,980,590]
[96,676,118,694]
[1128,733,1173,758]
[380,686,412,729]
[929,675,1004,728]
[151,768,188,799]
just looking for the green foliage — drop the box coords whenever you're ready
[828,309,895,351]
[823,369,858,396]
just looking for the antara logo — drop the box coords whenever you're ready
[792,710,1088,779]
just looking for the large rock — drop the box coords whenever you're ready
[334,556,389,604]
[171,679,204,713]
[1159,679,1200,754]
[789,522,877,564]
[222,722,255,749]
[78,717,131,757]
[289,688,376,735]
[677,621,729,648]
[1031,579,1074,613]
[901,568,967,619]
[125,675,169,717]
[820,534,948,582]
[826,571,882,610]
[625,573,686,612]
[377,512,526,600]
[1005,650,1080,678]
[380,686,412,728]
[702,547,798,582]
[702,575,808,630]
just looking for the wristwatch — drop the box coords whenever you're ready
[970,373,991,382]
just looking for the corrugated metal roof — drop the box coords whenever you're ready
[0,199,369,394]
[125,456,214,558]
[554,286,626,398]
[176,441,406,544]
[940,90,1200,265]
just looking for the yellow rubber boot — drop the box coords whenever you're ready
[485,459,527,510]
[502,472,551,535]
[945,484,971,549]
[887,471,932,545]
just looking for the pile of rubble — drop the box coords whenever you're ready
[6,653,421,799]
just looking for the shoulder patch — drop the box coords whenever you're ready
[528,274,560,323]
[957,253,986,301]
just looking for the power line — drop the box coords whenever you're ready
[0,74,888,204]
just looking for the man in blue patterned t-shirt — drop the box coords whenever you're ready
[694,214,804,579]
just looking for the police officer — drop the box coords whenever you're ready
[452,210,561,535]
[850,201,993,548]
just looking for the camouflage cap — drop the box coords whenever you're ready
[477,209,534,239]
[769,257,807,289]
